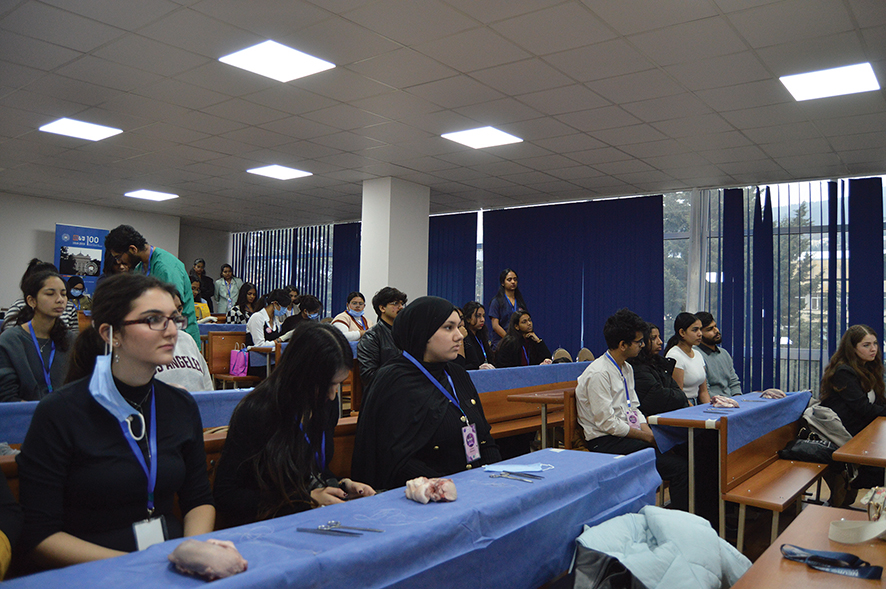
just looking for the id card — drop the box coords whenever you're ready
[626,409,642,430]
[462,423,481,462]
[133,515,168,551]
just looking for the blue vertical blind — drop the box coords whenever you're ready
[483,196,664,356]
[291,225,333,315]
[428,212,478,307]
[331,222,361,313]
[847,178,884,340]
[232,228,294,300]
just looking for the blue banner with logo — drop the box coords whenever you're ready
[54,224,108,297]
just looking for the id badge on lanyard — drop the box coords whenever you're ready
[462,423,480,462]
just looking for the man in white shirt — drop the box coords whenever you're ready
[576,308,688,511]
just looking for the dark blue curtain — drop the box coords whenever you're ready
[332,222,361,311]
[760,189,775,390]
[827,181,840,355]
[721,188,745,385]
[848,177,884,339]
[428,213,477,307]
[483,197,663,356]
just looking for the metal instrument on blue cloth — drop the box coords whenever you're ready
[490,473,534,483]
[324,520,384,533]
[297,527,362,537]
[502,471,543,480]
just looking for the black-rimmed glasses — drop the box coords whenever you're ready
[121,315,187,331]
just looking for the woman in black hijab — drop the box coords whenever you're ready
[352,296,501,490]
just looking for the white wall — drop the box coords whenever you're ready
[178,225,233,282]
[0,192,181,307]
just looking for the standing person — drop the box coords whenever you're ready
[494,311,553,367]
[664,312,710,405]
[2,259,60,332]
[356,286,407,393]
[213,323,375,528]
[212,264,242,316]
[331,291,374,342]
[352,297,501,490]
[462,302,494,370]
[627,323,689,417]
[575,308,688,511]
[104,225,200,347]
[694,312,742,397]
[189,259,214,313]
[487,268,527,351]
[226,283,258,325]
[64,276,92,335]
[17,274,214,568]
[154,290,213,392]
[0,271,75,402]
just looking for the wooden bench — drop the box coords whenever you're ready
[480,382,569,439]
[206,331,261,389]
[719,418,827,552]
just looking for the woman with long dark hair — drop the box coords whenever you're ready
[627,323,689,417]
[331,291,374,341]
[17,273,214,568]
[189,258,215,313]
[352,297,501,490]
[495,311,553,368]
[487,268,527,351]
[225,282,258,324]
[821,325,886,435]
[0,270,74,402]
[462,302,493,370]
[664,312,709,405]
[213,323,374,526]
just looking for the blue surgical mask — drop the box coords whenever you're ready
[71,288,83,298]
[274,307,286,318]
[347,309,364,318]
[308,312,320,321]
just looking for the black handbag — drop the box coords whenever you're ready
[778,437,837,464]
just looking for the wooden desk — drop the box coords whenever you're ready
[249,346,274,377]
[507,388,570,448]
[833,417,886,485]
[732,505,881,588]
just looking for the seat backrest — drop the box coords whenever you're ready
[577,348,595,362]
[207,332,249,375]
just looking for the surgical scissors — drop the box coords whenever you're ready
[323,520,384,533]
[489,473,534,483]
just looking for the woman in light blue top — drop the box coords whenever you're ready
[212,264,243,314]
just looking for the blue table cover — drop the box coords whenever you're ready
[3,448,659,589]
[469,361,590,394]
[650,390,812,454]
[198,324,247,335]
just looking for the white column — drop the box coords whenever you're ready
[360,177,430,305]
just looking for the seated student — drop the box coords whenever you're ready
[279,295,322,336]
[664,312,710,405]
[331,291,374,342]
[154,290,213,392]
[820,325,886,489]
[356,286,407,393]
[0,270,75,402]
[462,302,494,370]
[694,312,742,397]
[576,308,688,511]
[65,276,92,335]
[189,279,211,321]
[2,259,61,333]
[95,256,129,289]
[352,297,501,490]
[285,285,300,318]
[213,323,375,527]
[189,258,214,313]
[245,289,290,378]
[627,323,689,417]
[17,274,214,569]
[0,470,22,580]
[226,282,258,325]
[494,311,553,367]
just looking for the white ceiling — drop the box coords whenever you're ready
[1,0,884,232]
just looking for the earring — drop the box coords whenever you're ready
[114,353,119,363]
[114,341,120,347]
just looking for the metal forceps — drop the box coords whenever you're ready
[489,472,534,483]
[322,520,384,533]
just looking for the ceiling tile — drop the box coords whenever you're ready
[0,31,81,71]
[416,27,530,72]
[545,39,654,82]
[348,48,457,88]
[470,58,573,95]
[728,0,856,49]
[1,2,124,52]
[665,52,771,92]
[621,93,713,123]
[629,17,747,66]
[587,0,719,35]
[345,0,476,46]
[516,84,609,115]
[408,76,505,109]
[589,69,684,104]
[491,3,615,55]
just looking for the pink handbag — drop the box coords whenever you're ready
[229,344,248,376]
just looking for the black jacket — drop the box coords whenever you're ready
[356,320,399,393]
[627,355,689,417]
[821,364,886,436]
[496,336,551,368]
[463,329,492,370]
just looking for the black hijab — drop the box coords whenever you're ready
[392,296,456,360]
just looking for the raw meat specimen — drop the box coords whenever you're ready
[710,395,739,408]
[405,477,457,504]
[168,539,248,581]
[761,388,785,399]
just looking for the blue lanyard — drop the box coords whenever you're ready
[144,246,155,277]
[403,351,466,418]
[473,332,487,362]
[521,342,530,366]
[781,544,882,579]
[225,280,233,303]
[118,386,158,515]
[28,323,55,393]
[299,422,326,471]
[605,351,632,408]
[72,299,80,311]
[507,295,517,313]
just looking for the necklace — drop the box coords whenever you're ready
[125,388,153,414]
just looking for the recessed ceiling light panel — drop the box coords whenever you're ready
[124,189,179,201]
[780,62,880,101]
[39,118,122,141]
[247,165,312,180]
[442,126,523,149]
[219,40,335,82]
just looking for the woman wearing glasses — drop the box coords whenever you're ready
[331,291,374,341]
[17,274,214,569]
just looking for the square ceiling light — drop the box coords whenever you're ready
[442,126,523,149]
[247,164,312,180]
[219,40,335,82]
[780,62,880,101]
[39,118,122,141]
[124,189,179,202]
